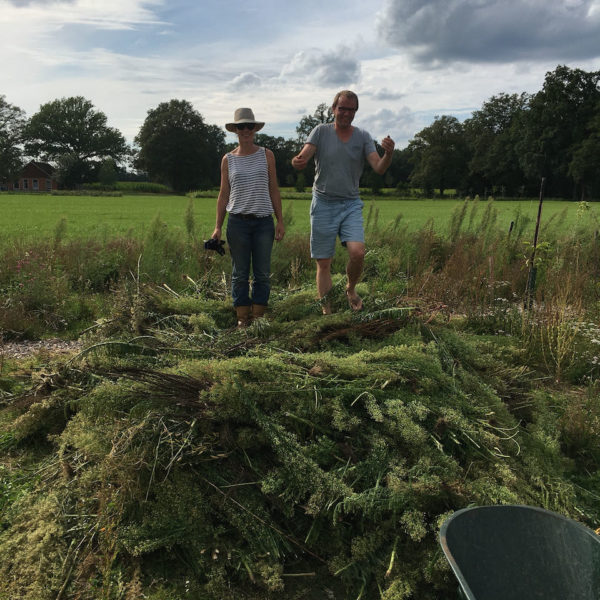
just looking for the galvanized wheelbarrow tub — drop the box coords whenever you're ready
[439,505,600,600]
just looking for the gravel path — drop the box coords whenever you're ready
[1,339,83,360]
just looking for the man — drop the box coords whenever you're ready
[292,90,395,312]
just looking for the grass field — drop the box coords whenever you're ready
[1,190,597,243]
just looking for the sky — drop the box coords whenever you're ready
[1,0,600,151]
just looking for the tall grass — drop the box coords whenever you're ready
[1,198,599,382]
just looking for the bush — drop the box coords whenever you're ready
[116,182,173,194]
[295,172,306,193]
[52,189,122,197]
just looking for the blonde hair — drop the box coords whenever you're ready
[332,90,359,111]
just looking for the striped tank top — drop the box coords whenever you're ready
[226,147,273,216]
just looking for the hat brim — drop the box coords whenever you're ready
[225,121,265,133]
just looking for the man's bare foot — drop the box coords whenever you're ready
[346,289,363,311]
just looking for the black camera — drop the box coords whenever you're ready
[204,238,226,256]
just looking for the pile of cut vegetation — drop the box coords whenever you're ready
[1,283,599,599]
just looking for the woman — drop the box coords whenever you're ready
[212,108,285,326]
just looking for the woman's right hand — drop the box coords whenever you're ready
[211,227,221,241]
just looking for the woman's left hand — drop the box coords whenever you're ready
[275,221,285,241]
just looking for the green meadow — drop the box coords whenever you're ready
[0,191,596,243]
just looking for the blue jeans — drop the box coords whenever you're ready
[226,214,274,307]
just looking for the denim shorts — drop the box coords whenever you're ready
[310,192,364,259]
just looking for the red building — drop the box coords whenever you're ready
[4,161,58,192]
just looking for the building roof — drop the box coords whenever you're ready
[21,161,55,178]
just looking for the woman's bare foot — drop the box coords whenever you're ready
[320,298,332,314]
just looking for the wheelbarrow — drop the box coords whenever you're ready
[439,505,600,600]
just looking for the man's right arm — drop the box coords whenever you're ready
[292,143,317,170]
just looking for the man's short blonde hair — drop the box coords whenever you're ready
[332,90,359,111]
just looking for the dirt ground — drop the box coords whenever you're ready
[0,339,83,360]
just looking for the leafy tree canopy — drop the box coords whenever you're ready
[135,99,225,193]
[464,93,529,194]
[465,92,529,136]
[0,94,26,181]
[516,65,600,196]
[254,133,298,187]
[24,96,128,164]
[54,153,95,188]
[568,103,600,199]
[409,115,467,197]
[98,157,118,187]
[296,103,333,144]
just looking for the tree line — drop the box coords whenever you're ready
[407,65,600,200]
[1,64,598,198]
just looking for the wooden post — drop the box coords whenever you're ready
[525,177,546,309]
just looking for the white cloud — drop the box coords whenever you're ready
[376,0,600,66]
[228,72,262,91]
[356,107,416,145]
[5,0,75,4]
[280,47,361,87]
[369,87,405,101]
[0,0,165,30]
[1,0,600,151]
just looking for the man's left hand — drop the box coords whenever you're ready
[381,135,395,155]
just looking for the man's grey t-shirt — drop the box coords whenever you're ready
[306,123,376,198]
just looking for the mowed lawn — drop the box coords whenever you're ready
[0,191,596,243]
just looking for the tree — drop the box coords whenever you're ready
[408,116,468,197]
[54,153,95,189]
[98,158,118,187]
[290,103,334,188]
[24,96,128,164]
[0,95,26,182]
[295,172,306,192]
[384,148,412,191]
[568,104,600,200]
[135,99,225,192]
[516,65,600,198]
[254,133,297,187]
[296,103,333,144]
[463,93,529,196]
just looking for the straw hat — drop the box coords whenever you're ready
[225,107,265,132]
